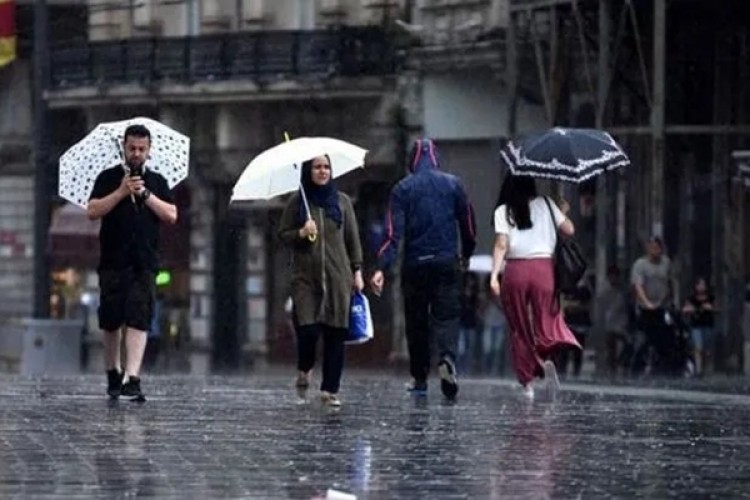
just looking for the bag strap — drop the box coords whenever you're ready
[542,196,559,245]
[542,196,562,313]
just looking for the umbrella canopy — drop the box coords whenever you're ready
[59,116,190,207]
[230,137,367,202]
[500,127,630,183]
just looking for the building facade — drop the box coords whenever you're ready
[0,2,88,322]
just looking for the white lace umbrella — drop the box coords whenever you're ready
[58,117,190,208]
[230,137,367,203]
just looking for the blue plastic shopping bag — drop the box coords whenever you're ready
[346,291,374,345]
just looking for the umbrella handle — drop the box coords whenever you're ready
[298,184,317,243]
[114,137,138,207]
[286,131,317,243]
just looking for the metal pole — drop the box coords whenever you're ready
[677,154,694,302]
[593,0,611,375]
[32,0,51,318]
[595,0,611,288]
[506,9,518,137]
[651,0,666,237]
[710,27,727,370]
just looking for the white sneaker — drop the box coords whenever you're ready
[320,391,342,408]
[521,384,534,399]
[543,360,560,397]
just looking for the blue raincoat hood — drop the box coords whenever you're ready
[408,138,440,173]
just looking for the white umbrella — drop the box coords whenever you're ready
[230,137,368,204]
[58,116,190,208]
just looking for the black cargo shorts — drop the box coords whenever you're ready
[98,268,155,332]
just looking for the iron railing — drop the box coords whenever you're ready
[49,27,397,89]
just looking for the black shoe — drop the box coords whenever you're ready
[438,358,459,400]
[106,369,122,399]
[121,377,146,402]
[405,379,428,395]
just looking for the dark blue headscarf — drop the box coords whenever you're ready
[298,156,342,227]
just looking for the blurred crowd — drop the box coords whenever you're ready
[458,236,724,380]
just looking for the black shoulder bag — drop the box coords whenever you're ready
[543,197,587,303]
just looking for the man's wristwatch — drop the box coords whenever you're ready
[140,188,151,201]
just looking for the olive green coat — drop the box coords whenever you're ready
[278,192,363,329]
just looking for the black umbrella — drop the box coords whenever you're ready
[500,127,630,183]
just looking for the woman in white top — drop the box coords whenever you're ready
[489,174,581,398]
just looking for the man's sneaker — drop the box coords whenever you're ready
[438,358,459,400]
[106,369,122,399]
[543,360,560,398]
[121,376,146,402]
[405,379,428,396]
[320,391,342,408]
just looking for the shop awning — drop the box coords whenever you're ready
[47,203,100,269]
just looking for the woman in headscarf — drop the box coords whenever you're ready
[278,155,364,407]
[490,173,581,399]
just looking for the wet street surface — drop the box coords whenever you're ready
[1,372,749,499]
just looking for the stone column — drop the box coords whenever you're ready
[187,182,214,374]
[244,219,268,365]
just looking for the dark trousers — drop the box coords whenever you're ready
[634,309,676,375]
[296,323,346,394]
[402,261,461,383]
[605,330,630,374]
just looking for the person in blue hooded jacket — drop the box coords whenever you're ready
[370,138,476,399]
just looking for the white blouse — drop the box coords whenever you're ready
[494,197,566,259]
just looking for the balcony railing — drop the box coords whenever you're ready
[49,27,397,89]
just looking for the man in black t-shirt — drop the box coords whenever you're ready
[87,124,177,401]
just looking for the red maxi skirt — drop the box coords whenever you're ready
[499,258,581,385]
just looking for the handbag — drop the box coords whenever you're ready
[543,197,587,295]
[346,291,374,345]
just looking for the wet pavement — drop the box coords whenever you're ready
[1,372,749,499]
[577,373,750,396]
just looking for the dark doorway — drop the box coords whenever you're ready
[211,185,248,370]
